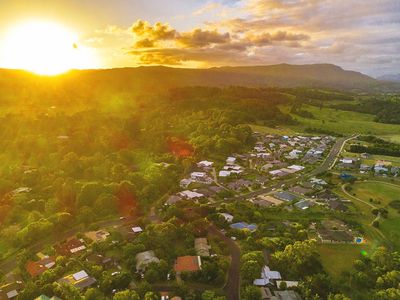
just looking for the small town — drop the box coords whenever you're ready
[3,129,398,300]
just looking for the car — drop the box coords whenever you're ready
[119,216,126,220]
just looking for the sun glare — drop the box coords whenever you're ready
[0,20,98,75]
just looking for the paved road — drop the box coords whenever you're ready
[208,225,240,300]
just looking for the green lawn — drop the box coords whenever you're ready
[283,104,400,136]
[318,244,366,279]
[348,182,400,250]
[351,182,400,207]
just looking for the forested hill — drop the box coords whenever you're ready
[0,63,399,93]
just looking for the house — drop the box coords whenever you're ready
[257,195,284,206]
[86,253,117,269]
[253,265,282,286]
[288,165,305,172]
[317,229,353,243]
[316,190,338,201]
[309,178,327,186]
[84,230,110,243]
[328,200,348,212]
[131,226,143,234]
[174,256,202,273]
[26,256,56,277]
[226,157,236,165]
[252,199,273,207]
[209,185,224,194]
[294,200,313,210]
[374,162,389,174]
[190,172,212,184]
[219,170,231,177]
[274,290,302,300]
[269,169,285,176]
[55,238,86,256]
[261,163,274,172]
[230,222,257,232]
[0,282,24,299]
[179,178,192,189]
[219,213,234,223]
[286,149,302,159]
[340,158,356,168]
[289,186,313,196]
[179,190,204,199]
[58,270,96,290]
[166,195,182,205]
[360,153,370,159]
[227,179,252,191]
[194,238,211,257]
[197,160,214,169]
[273,191,297,202]
[135,251,160,272]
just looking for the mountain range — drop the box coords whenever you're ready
[1,63,399,93]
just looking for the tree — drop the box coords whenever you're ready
[84,288,106,300]
[328,294,351,300]
[113,290,140,300]
[144,292,160,300]
[241,286,261,300]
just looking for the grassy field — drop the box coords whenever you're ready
[317,244,366,279]
[349,182,400,250]
[380,134,400,144]
[352,182,400,207]
[283,105,400,136]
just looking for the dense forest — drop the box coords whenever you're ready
[350,136,400,157]
[0,85,292,254]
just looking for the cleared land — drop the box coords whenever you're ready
[284,105,400,136]
[317,244,366,279]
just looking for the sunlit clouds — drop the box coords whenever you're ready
[0,0,399,76]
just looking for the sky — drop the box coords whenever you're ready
[0,0,399,76]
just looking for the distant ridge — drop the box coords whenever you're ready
[0,64,398,92]
[377,73,400,82]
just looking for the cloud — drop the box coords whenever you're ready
[131,19,177,41]
[177,29,231,47]
[126,19,312,66]
[86,0,400,75]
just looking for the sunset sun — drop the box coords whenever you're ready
[0,20,98,75]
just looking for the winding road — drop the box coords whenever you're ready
[208,225,241,300]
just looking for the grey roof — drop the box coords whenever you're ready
[274,191,297,202]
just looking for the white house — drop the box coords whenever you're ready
[179,190,204,199]
[226,157,236,165]
[288,165,305,171]
[253,266,282,286]
[219,170,231,177]
[197,160,214,168]
[219,213,234,223]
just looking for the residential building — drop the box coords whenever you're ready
[194,238,211,257]
[253,265,282,286]
[26,256,56,277]
[135,251,160,272]
[54,238,86,256]
[174,256,202,273]
[58,270,96,290]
